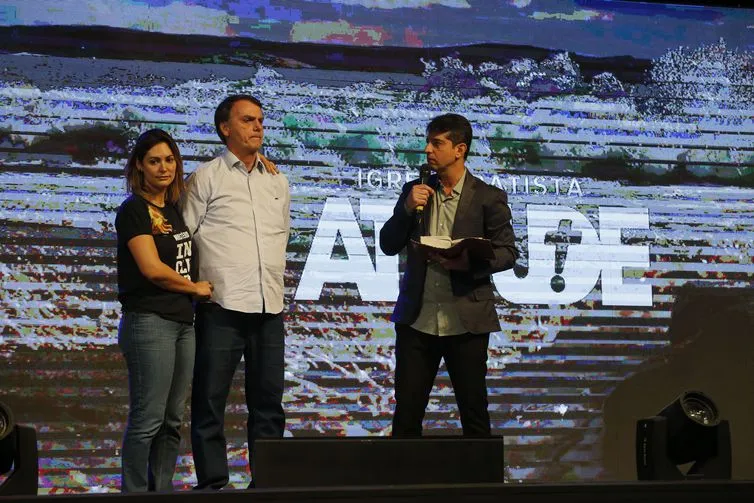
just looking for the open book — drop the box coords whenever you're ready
[411,235,495,260]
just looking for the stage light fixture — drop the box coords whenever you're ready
[636,391,731,480]
[0,401,38,496]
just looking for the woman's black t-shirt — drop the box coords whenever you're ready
[115,195,195,324]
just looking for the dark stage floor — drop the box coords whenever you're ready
[3,481,754,503]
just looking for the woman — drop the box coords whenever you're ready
[115,128,212,492]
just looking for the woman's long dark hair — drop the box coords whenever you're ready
[124,128,185,204]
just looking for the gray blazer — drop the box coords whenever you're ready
[379,170,518,334]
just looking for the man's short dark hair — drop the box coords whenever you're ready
[214,94,263,144]
[426,113,473,159]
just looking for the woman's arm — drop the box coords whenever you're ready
[127,235,213,298]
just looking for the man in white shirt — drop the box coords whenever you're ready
[181,95,290,489]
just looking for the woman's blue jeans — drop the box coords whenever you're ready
[118,311,195,492]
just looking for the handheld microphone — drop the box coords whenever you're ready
[416,164,431,214]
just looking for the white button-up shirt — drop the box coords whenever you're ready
[181,149,290,314]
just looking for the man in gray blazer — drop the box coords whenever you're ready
[380,113,518,437]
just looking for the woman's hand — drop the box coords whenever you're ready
[193,280,214,300]
[258,153,279,175]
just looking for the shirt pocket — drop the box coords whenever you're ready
[267,189,288,229]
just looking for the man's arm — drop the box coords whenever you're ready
[379,182,416,256]
[180,168,210,235]
[470,188,518,279]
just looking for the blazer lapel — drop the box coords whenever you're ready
[451,170,476,238]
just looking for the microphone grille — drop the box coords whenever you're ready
[419,164,431,182]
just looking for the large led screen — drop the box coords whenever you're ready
[1,0,753,493]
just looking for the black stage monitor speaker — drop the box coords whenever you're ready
[253,436,504,488]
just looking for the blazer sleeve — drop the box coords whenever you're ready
[379,181,416,256]
[471,188,518,280]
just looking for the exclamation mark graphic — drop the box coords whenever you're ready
[544,220,582,293]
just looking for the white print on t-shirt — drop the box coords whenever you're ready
[173,231,190,241]
[175,240,192,279]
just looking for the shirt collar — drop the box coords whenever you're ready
[221,149,262,173]
[439,169,466,197]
